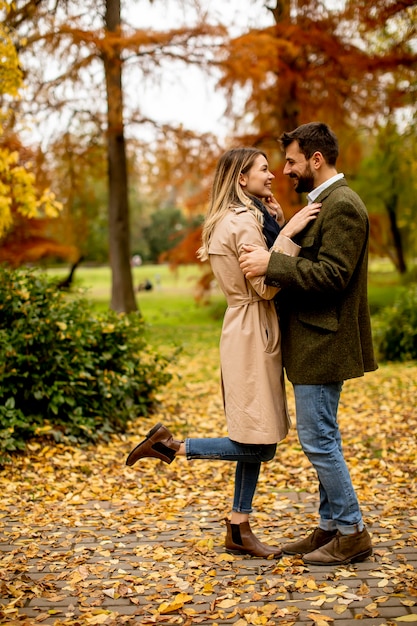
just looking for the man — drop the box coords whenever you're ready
[239,122,377,565]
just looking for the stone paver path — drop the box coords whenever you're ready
[1,492,416,625]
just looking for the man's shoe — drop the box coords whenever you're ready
[282,528,337,555]
[126,422,182,466]
[303,528,372,566]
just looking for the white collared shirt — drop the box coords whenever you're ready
[307,173,344,204]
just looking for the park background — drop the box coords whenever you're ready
[0,0,416,623]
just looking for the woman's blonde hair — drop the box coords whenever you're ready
[197,147,266,261]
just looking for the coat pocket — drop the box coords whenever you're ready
[260,303,279,353]
[298,307,339,332]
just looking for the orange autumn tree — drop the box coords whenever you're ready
[217,0,416,212]
[0,132,79,267]
[4,0,225,312]
[167,0,416,294]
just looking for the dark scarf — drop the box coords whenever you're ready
[250,196,282,311]
[250,196,282,248]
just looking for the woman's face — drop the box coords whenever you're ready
[239,154,274,199]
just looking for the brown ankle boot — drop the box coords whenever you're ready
[282,527,337,555]
[303,528,373,565]
[126,423,182,466]
[224,519,282,558]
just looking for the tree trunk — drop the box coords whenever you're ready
[104,0,138,313]
[386,194,407,274]
[268,0,299,130]
[269,0,301,209]
[267,0,290,24]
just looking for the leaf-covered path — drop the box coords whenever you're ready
[1,341,416,625]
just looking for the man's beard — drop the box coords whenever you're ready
[292,165,315,194]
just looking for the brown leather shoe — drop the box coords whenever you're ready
[303,528,372,565]
[125,423,182,466]
[282,528,337,555]
[225,519,282,558]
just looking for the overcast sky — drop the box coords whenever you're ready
[124,0,273,138]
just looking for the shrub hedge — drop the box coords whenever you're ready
[373,284,417,362]
[0,266,174,461]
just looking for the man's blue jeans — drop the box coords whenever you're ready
[186,438,276,514]
[293,383,364,535]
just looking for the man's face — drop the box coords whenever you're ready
[283,141,315,194]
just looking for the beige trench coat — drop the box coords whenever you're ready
[208,206,299,445]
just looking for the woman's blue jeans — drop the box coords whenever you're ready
[293,383,364,535]
[185,438,276,514]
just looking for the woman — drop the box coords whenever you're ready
[126,147,320,557]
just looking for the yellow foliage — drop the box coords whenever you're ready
[0,148,62,238]
[0,17,22,98]
[0,4,62,240]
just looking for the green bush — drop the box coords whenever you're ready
[0,266,174,460]
[373,284,417,362]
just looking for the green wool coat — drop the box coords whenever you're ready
[266,178,378,384]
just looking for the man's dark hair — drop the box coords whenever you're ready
[279,122,339,166]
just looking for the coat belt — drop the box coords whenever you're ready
[226,295,264,307]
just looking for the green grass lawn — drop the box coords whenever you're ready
[46,263,225,351]
[46,258,403,344]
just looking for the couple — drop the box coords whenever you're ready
[126,122,377,566]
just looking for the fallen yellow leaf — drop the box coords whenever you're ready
[216,552,235,562]
[158,592,193,614]
[217,598,237,608]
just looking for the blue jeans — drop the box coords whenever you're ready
[293,383,364,535]
[185,438,276,514]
